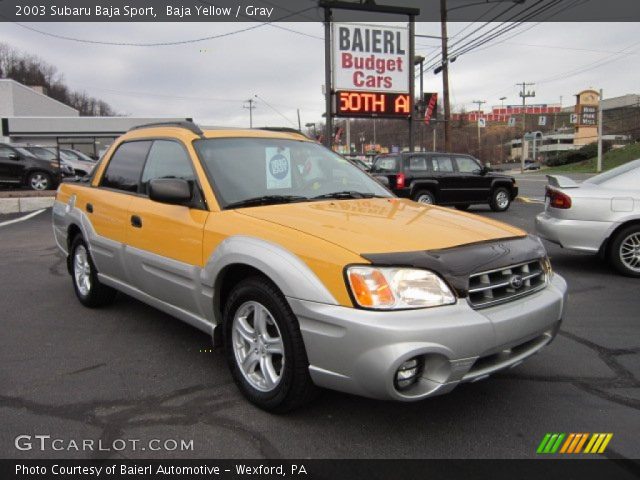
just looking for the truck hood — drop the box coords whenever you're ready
[238,198,526,255]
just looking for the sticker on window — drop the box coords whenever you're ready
[266,147,292,189]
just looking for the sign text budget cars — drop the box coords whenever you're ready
[333,23,409,93]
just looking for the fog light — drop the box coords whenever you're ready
[395,357,423,390]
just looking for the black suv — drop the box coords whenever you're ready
[0,143,65,190]
[371,152,518,212]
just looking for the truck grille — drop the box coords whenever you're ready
[467,260,547,309]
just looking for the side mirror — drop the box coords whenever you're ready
[8,153,19,160]
[148,178,192,205]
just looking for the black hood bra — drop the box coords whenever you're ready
[361,235,547,298]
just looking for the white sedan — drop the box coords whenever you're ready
[536,159,640,277]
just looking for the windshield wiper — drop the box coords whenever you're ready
[311,191,384,200]
[225,195,308,209]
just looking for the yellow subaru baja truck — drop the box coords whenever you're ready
[52,122,567,412]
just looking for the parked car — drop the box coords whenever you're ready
[50,149,96,177]
[21,146,76,178]
[0,143,65,190]
[524,160,541,171]
[536,159,640,277]
[59,149,97,177]
[345,156,370,172]
[53,122,566,412]
[371,152,518,211]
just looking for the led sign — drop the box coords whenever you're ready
[335,91,411,118]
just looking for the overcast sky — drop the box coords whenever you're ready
[1,21,638,127]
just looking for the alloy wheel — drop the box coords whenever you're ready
[74,245,92,296]
[619,232,640,273]
[30,173,49,190]
[495,191,509,209]
[232,301,285,392]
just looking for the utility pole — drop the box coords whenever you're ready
[243,98,256,128]
[597,88,604,173]
[297,109,301,131]
[440,0,452,152]
[473,99,486,159]
[323,7,333,148]
[517,82,535,172]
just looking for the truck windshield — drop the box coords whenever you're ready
[194,138,391,208]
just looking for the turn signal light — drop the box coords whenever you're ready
[348,268,395,307]
[546,187,572,209]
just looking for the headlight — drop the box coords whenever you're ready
[346,266,456,310]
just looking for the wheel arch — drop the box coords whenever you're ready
[203,235,339,330]
[410,180,439,199]
[65,223,83,274]
[23,168,54,186]
[600,218,640,259]
[490,178,514,192]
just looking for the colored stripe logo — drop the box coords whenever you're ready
[537,433,613,454]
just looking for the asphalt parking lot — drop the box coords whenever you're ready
[0,202,638,460]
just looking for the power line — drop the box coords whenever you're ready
[254,94,297,127]
[420,0,583,75]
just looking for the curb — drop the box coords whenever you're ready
[0,196,54,214]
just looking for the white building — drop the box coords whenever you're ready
[0,79,79,117]
[1,79,190,158]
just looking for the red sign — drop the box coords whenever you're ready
[423,92,438,125]
[335,90,411,118]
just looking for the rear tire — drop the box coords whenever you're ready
[413,190,435,205]
[223,276,318,412]
[70,236,117,307]
[489,187,511,212]
[608,224,640,277]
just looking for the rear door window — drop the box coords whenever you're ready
[408,155,428,172]
[431,156,454,172]
[101,141,151,193]
[372,156,399,173]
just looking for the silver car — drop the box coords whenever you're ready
[536,159,640,277]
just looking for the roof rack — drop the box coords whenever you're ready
[128,120,204,137]
[258,127,309,138]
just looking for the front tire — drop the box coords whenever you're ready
[70,236,117,307]
[609,225,640,277]
[489,187,511,212]
[413,190,435,205]
[27,171,53,191]
[223,276,317,412]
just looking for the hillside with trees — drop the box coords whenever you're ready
[0,42,115,116]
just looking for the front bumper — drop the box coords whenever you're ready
[535,211,610,253]
[289,274,567,401]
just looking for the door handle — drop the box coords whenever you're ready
[130,215,142,228]
[86,203,93,213]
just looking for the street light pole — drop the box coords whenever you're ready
[473,99,486,159]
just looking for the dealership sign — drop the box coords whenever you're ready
[332,23,409,94]
[335,91,410,118]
